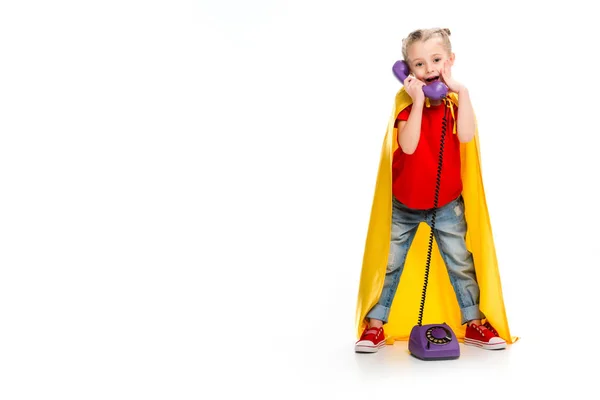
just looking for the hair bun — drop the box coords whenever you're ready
[443,28,451,36]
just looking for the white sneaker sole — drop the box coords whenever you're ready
[464,338,507,350]
[355,340,386,353]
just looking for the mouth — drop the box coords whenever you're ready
[425,75,440,83]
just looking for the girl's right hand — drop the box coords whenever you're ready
[404,75,425,103]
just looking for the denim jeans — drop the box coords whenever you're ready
[366,195,485,325]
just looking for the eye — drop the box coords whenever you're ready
[415,62,423,67]
[434,58,441,63]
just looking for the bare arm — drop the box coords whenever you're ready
[397,99,424,154]
[456,87,476,143]
[399,76,426,154]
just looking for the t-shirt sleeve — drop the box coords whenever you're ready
[396,105,412,121]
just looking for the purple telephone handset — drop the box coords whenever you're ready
[392,60,448,100]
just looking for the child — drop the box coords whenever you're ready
[355,28,509,353]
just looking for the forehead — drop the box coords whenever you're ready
[407,38,447,60]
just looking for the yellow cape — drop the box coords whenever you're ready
[355,88,517,344]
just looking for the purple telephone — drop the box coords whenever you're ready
[392,60,448,100]
[408,323,460,361]
[393,59,460,360]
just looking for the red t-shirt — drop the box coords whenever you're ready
[393,101,461,210]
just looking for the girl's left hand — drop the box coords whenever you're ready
[441,60,464,93]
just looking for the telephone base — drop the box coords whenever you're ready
[408,323,460,361]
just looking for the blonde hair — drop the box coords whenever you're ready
[402,28,452,62]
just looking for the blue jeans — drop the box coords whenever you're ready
[366,195,485,325]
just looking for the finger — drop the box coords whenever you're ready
[442,66,450,80]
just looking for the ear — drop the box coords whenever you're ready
[449,53,456,66]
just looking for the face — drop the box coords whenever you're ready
[406,38,455,84]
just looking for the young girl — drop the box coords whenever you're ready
[355,28,511,353]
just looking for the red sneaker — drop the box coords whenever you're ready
[464,323,506,350]
[483,321,500,337]
[355,326,386,353]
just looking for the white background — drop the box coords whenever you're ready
[1,1,599,399]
